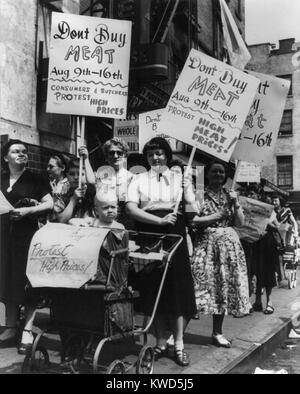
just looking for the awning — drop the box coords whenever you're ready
[261,178,290,197]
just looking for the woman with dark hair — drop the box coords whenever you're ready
[46,153,71,219]
[56,158,96,224]
[0,139,53,353]
[191,160,251,348]
[126,137,197,367]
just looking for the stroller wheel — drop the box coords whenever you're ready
[22,346,50,374]
[61,335,85,373]
[136,345,154,374]
[107,359,125,374]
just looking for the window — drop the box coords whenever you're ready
[278,74,293,95]
[277,156,293,187]
[279,109,293,136]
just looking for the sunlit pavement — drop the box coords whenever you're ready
[0,272,300,374]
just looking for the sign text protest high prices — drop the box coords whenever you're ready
[159,49,260,162]
[46,12,132,118]
[232,72,290,164]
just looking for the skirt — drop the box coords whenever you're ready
[191,226,251,316]
[129,210,196,319]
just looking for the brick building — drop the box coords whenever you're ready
[0,0,246,171]
[246,38,300,216]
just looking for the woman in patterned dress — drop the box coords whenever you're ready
[191,160,251,348]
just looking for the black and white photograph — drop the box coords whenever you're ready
[0,0,300,377]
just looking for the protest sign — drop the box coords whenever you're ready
[139,109,183,153]
[236,161,260,183]
[159,49,259,162]
[26,223,110,288]
[0,191,14,215]
[46,12,132,118]
[114,117,139,153]
[232,72,290,164]
[234,196,274,243]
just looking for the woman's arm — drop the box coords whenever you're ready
[126,202,177,226]
[79,146,96,185]
[192,211,225,227]
[233,204,244,227]
[228,190,244,227]
[56,187,86,223]
[10,194,53,220]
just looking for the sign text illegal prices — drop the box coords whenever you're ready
[160,49,259,162]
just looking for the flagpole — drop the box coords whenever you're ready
[173,146,196,215]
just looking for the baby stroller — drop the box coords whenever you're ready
[22,224,182,374]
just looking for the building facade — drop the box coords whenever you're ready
[0,0,245,171]
[247,38,300,216]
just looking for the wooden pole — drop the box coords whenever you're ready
[173,146,196,215]
[79,116,85,188]
[231,160,242,190]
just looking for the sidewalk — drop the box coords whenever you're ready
[0,275,300,374]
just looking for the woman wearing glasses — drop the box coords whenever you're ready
[0,139,53,354]
[84,138,135,228]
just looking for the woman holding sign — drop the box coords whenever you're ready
[84,138,135,229]
[0,139,53,354]
[126,137,196,367]
[191,160,251,348]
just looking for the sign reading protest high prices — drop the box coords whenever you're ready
[232,72,290,164]
[139,109,183,153]
[46,12,132,118]
[159,49,259,162]
[26,223,110,288]
[234,197,274,243]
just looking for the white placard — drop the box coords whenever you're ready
[0,191,14,215]
[232,72,290,164]
[114,118,139,153]
[26,223,110,288]
[139,109,183,153]
[159,49,259,162]
[234,197,274,243]
[236,161,260,183]
[46,12,132,118]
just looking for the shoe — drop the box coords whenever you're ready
[174,348,190,367]
[252,302,263,312]
[153,345,168,361]
[0,327,17,347]
[212,333,231,348]
[263,305,274,315]
[18,330,34,355]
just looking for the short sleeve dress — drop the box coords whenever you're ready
[126,168,196,319]
[191,187,251,317]
[0,170,51,305]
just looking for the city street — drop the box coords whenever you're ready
[1,276,299,374]
[1,0,300,377]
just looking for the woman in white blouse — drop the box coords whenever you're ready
[126,137,196,367]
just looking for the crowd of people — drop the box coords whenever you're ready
[0,137,298,367]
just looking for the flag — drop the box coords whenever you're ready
[219,0,251,70]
